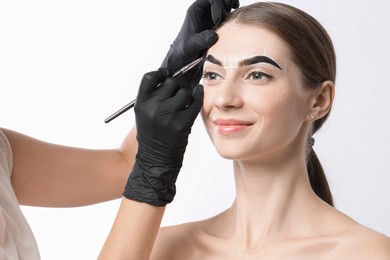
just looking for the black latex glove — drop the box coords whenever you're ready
[123,69,204,206]
[161,0,239,89]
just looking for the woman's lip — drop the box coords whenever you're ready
[214,119,252,125]
[213,119,253,135]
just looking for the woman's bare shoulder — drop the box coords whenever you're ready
[150,220,208,260]
[335,224,390,259]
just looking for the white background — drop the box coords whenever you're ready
[1,0,389,259]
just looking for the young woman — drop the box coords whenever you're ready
[100,2,390,259]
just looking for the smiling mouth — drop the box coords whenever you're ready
[213,119,253,135]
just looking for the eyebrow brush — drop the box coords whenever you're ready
[104,56,205,124]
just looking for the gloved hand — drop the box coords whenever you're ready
[161,0,239,89]
[123,69,204,206]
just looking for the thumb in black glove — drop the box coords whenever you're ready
[123,69,204,206]
[161,0,239,89]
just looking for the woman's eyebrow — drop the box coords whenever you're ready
[240,55,282,70]
[205,54,282,70]
[205,54,223,66]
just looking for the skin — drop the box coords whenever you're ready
[148,22,390,259]
[99,199,165,260]
[1,126,137,207]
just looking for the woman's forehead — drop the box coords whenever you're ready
[210,22,292,67]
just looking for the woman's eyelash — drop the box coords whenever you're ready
[202,71,220,80]
[202,70,273,81]
[247,70,273,80]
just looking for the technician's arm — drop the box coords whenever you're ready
[1,126,137,207]
[99,199,165,260]
[99,68,203,259]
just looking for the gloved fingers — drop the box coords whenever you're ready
[186,84,204,117]
[192,0,214,12]
[192,0,224,25]
[233,0,240,9]
[184,30,218,55]
[224,0,240,10]
[209,0,227,24]
[154,77,182,101]
[191,0,239,25]
[137,69,168,97]
[174,85,204,129]
[210,0,240,24]
[159,88,192,113]
[209,0,240,24]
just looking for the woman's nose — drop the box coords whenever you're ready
[213,79,243,110]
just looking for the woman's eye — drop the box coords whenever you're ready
[202,71,221,80]
[248,71,272,80]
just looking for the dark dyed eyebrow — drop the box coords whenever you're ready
[240,56,282,70]
[205,54,223,66]
[205,54,282,70]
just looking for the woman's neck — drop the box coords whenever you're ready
[223,150,328,249]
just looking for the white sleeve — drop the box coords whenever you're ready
[0,129,13,179]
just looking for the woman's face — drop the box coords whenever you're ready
[201,22,312,161]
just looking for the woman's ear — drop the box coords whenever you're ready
[306,80,335,120]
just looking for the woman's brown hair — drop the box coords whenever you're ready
[221,2,336,206]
